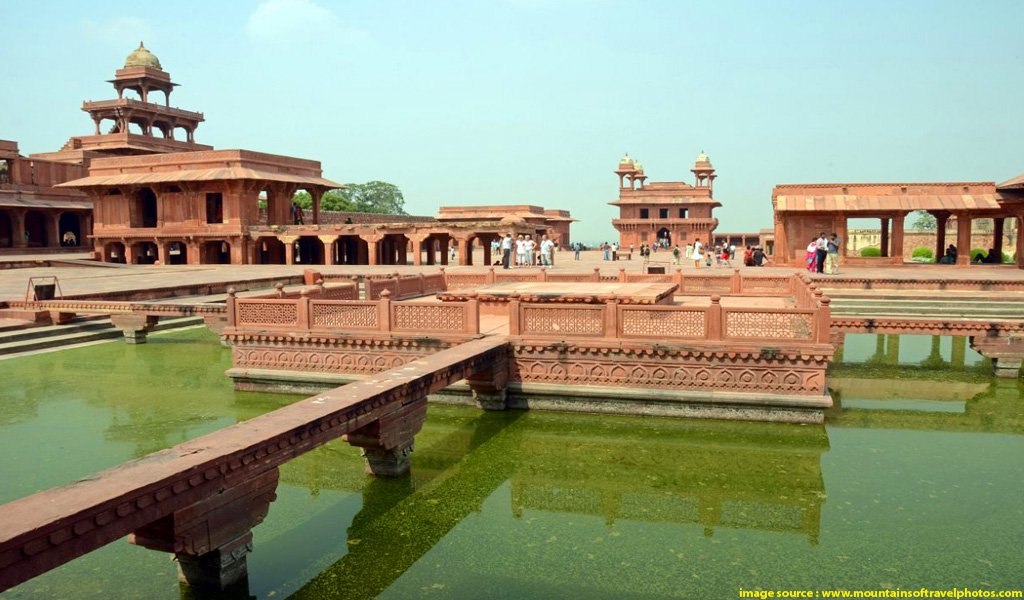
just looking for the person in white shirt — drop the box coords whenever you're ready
[501,233,513,269]
[540,236,554,267]
[525,235,536,266]
[515,235,526,267]
[692,240,704,268]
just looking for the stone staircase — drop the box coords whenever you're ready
[820,288,1024,322]
[0,315,205,357]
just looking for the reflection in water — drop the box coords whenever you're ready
[1,329,1023,599]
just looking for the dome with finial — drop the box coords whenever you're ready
[124,42,162,69]
[634,161,644,173]
[696,150,710,163]
[619,152,635,166]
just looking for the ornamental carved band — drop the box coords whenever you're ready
[521,306,604,336]
[620,308,705,338]
[510,347,827,395]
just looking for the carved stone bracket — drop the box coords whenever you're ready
[345,397,428,477]
[129,468,279,592]
[109,314,159,344]
[970,334,1024,378]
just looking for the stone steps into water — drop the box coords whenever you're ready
[0,316,205,356]
[829,299,1024,318]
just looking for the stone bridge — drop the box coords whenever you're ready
[0,337,507,593]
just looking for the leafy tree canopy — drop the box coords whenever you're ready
[291,181,406,215]
[911,210,936,231]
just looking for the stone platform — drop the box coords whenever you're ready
[438,281,676,316]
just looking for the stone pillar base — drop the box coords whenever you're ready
[110,314,159,344]
[993,357,1022,378]
[362,445,414,477]
[473,388,508,411]
[176,533,253,592]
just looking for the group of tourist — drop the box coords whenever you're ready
[805,232,842,274]
[499,233,556,268]
[599,242,620,260]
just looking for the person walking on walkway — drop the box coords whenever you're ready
[693,239,704,269]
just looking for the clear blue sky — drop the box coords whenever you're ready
[2,0,1022,243]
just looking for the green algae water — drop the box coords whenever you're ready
[1,330,1022,599]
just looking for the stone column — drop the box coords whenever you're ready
[1017,215,1024,269]
[396,237,408,265]
[230,239,246,265]
[879,217,890,257]
[345,397,427,477]
[311,189,322,225]
[993,217,1005,257]
[281,236,298,265]
[129,468,279,593]
[157,240,169,265]
[363,235,380,265]
[406,234,427,266]
[10,210,26,248]
[319,235,337,265]
[956,214,972,266]
[124,243,138,265]
[890,213,906,264]
[935,213,948,260]
[49,212,61,249]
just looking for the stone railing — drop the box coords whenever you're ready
[509,286,830,344]
[365,274,447,300]
[248,281,358,301]
[443,267,798,296]
[444,268,605,289]
[230,290,479,335]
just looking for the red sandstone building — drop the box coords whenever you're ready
[45,44,569,266]
[610,152,719,248]
[0,141,91,253]
[771,181,1024,268]
[437,205,575,247]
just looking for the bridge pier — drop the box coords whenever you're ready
[970,335,1024,378]
[109,314,159,344]
[128,468,279,592]
[345,397,428,477]
[466,353,509,410]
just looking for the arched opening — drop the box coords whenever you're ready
[378,234,409,265]
[201,240,232,264]
[131,241,159,264]
[165,241,188,265]
[127,121,145,136]
[295,236,325,265]
[131,188,158,228]
[656,227,671,248]
[175,126,189,142]
[104,242,126,263]
[254,237,286,264]
[421,233,452,265]
[334,235,367,265]
[0,211,12,247]
[58,213,81,247]
[24,211,49,247]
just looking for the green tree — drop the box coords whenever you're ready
[911,210,936,231]
[291,181,405,215]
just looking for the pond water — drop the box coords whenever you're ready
[0,329,1021,599]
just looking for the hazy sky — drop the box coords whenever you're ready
[2,0,1022,242]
